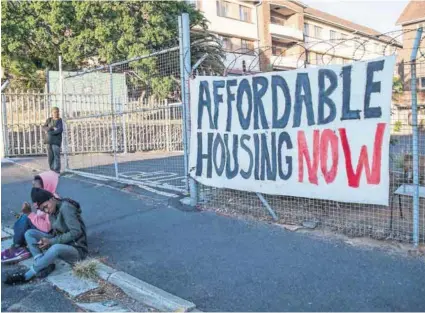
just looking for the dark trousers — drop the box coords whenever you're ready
[13,215,36,247]
[47,144,61,173]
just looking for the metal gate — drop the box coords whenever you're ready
[61,45,187,196]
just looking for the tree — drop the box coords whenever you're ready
[1,1,225,95]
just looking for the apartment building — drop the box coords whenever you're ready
[396,0,425,89]
[193,0,261,74]
[191,0,401,74]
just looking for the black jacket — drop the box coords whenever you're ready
[43,118,63,146]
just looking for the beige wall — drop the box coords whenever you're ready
[200,0,258,40]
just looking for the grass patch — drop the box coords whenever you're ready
[73,258,99,281]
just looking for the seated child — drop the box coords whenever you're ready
[1,171,59,264]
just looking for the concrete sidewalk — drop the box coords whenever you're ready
[2,162,425,312]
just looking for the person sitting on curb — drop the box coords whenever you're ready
[1,171,59,264]
[4,188,88,284]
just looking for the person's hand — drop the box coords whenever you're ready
[53,127,57,131]
[22,202,31,215]
[38,238,51,250]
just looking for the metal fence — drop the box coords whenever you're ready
[1,18,424,246]
[57,47,187,197]
[1,91,60,156]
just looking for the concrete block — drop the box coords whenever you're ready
[109,271,195,312]
[95,262,118,281]
[47,263,99,298]
[76,302,132,312]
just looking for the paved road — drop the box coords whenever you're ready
[1,263,79,312]
[2,162,425,312]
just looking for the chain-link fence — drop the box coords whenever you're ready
[193,28,425,245]
[61,45,186,195]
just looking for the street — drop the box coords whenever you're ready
[2,161,425,312]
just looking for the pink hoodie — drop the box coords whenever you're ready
[28,171,59,233]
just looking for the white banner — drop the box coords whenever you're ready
[189,56,396,205]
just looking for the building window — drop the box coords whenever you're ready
[304,23,310,36]
[314,26,323,39]
[239,5,251,22]
[216,0,229,17]
[241,39,254,52]
[217,0,252,22]
[218,35,232,50]
[374,43,380,54]
[219,35,254,53]
[330,30,337,41]
[420,77,425,89]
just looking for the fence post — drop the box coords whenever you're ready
[179,13,198,205]
[122,73,128,154]
[410,27,423,247]
[165,99,171,152]
[1,80,10,158]
[109,65,119,179]
[1,93,8,158]
[59,56,70,170]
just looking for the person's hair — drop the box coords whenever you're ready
[33,175,44,189]
[52,107,59,112]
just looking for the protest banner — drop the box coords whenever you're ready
[189,56,396,205]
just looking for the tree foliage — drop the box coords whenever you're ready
[2,1,225,93]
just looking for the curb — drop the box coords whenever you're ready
[95,261,197,312]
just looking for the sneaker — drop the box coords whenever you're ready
[36,264,55,279]
[3,271,27,285]
[1,247,31,264]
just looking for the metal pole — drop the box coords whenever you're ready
[180,13,198,205]
[1,80,10,158]
[109,66,119,179]
[122,73,128,154]
[256,193,278,221]
[410,27,423,247]
[1,89,9,158]
[59,56,69,170]
[179,15,190,193]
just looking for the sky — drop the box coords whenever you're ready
[301,0,410,34]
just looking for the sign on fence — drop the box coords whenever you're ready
[189,56,396,205]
